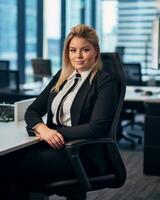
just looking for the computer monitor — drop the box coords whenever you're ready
[32,58,52,81]
[151,18,160,70]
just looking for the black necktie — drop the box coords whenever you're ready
[56,73,81,125]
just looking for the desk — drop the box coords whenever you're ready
[143,101,160,176]
[0,90,38,104]
[0,121,39,156]
[0,121,45,199]
[0,82,47,104]
[123,86,160,120]
[125,86,160,102]
[124,86,160,175]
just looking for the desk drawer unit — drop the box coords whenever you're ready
[144,102,160,176]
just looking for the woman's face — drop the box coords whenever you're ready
[69,36,98,73]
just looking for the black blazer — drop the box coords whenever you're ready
[25,69,118,175]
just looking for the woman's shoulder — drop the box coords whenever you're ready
[53,69,62,78]
[50,69,62,82]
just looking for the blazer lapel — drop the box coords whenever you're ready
[71,76,92,125]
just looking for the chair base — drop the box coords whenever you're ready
[127,133,142,144]
[121,132,136,148]
[121,131,142,148]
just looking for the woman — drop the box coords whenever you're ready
[1,24,118,200]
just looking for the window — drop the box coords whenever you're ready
[66,0,96,34]
[25,0,38,82]
[43,0,61,74]
[0,0,17,70]
[0,0,159,84]
[99,0,160,80]
[100,0,118,52]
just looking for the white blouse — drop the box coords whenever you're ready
[51,68,93,126]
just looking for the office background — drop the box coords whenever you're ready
[1,1,160,199]
[0,0,160,83]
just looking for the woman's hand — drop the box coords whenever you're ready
[34,123,65,149]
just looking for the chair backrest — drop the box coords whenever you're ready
[32,58,52,81]
[0,70,19,92]
[123,63,142,86]
[101,52,126,140]
[0,61,10,86]
[115,46,125,62]
[0,60,9,70]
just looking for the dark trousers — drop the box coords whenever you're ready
[0,142,76,199]
[0,141,75,179]
[0,141,96,199]
[0,180,30,200]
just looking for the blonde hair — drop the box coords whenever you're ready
[54,24,103,92]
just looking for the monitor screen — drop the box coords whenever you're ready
[151,18,160,69]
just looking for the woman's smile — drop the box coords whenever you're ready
[76,61,85,65]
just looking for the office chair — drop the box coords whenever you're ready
[0,60,9,70]
[26,52,127,199]
[0,69,20,93]
[31,58,52,82]
[115,46,125,63]
[123,63,143,86]
[122,63,144,147]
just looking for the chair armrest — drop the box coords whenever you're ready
[66,138,113,149]
[65,138,114,190]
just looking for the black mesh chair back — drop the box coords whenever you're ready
[32,58,52,81]
[123,63,142,86]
